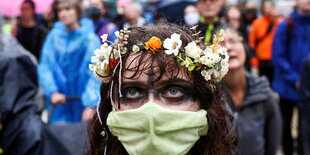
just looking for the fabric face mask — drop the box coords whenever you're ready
[184,12,200,26]
[106,102,208,155]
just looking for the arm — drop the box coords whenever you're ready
[37,32,58,97]
[272,22,299,84]
[264,91,282,155]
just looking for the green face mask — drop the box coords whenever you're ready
[106,102,208,155]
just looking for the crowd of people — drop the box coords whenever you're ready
[1,0,310,154]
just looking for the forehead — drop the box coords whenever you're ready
[58,2,73,9]
[122,52,191,84]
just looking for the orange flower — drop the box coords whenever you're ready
[145,36,162,53]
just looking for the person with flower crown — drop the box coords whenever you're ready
[86,23,236,155]
[220,26,282,155]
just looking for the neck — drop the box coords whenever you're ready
[129,18,138,25]
[204,16,215,25]
[224,68,246,92]
[66,21,80,31]
[21,17,35,27]
[224,68,246,106]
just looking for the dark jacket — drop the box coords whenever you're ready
[272,11,310,100]
[226,72,282,155]
[0,28,88,154]
[0,51,43,155]
[299,55,310,154]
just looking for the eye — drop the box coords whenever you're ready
[162,87,185,99]
[124,87,143,99]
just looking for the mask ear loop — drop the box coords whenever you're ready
[96,99,103,125]
[117,44,123,98]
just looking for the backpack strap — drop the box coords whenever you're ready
[255,20,275,47]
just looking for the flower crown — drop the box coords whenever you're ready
[89,26,229,83]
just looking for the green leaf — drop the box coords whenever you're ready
[219,54,225,59]
[180,62,185,66]
[188,65,195,71]
[186,57,193,63]
[177,53,184,61]
[215,61,222,70]
[195,66,201,71]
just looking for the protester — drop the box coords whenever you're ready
[14,0,46,60]
[272,0,310,154]
[88,0,118,41]
[196,0,226,44]
[123,2,146,29]
[249,0,282,83]
[225,6,248,40]
[38,0,100,124]
[221,26,282,155]
[86,23,236,154]
[184,5,200,26]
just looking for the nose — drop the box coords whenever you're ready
[144,92,164,107]
[223,41,233,52]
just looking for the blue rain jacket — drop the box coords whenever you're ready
[272,11,310,100]
[38,18,101,124]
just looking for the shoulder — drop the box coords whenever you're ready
[246,72,273,95]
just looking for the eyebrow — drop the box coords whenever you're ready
[122,81,147,89]
[121,78,193,89]
[154,78,193,88]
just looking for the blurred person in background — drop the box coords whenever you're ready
[225,6,248,41]
[184,5,200,26]
[122,2,146,29]
[272,0,310,154]
[14,0,46,60]
[249,0,282,83]
[196,0,226,44]
[38,0,100,124]
[221,26,282,155]
[88,0,118,41]
[243,2,258,34]
[113,0,131,29]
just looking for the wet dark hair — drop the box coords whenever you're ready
[86,23,237,155]
[22,0,36,12]
[57,0,82,19]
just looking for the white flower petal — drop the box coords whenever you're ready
[100,34,108,42]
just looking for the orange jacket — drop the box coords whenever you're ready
[249,16,282,61]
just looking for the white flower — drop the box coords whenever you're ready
[185,41,202,59]
[100,34,108,42]
[203,47,212,55]
[100,43,112,59]
[163,33,182,56]
[89,64,97,71]
[201,70,212,81]
[132,45,140,52]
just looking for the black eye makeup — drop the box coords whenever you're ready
[160,86,188,102]
[123,87,144,100]
[119,78,195,106]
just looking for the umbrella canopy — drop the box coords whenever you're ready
[0,0,54,17]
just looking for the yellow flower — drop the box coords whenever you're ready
[145,36,162,53]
